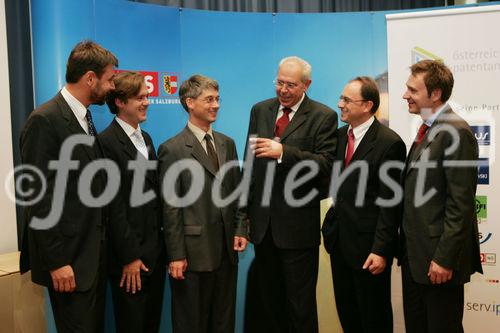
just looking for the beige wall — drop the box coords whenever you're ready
[0,0,18,253]
[318,198,343,332]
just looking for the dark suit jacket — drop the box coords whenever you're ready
[98,119,164,275]
[401,107,482,285]
[245,95,337,249]
[19,92,107,292]
[322,118,406,269]
[158,127,248,272]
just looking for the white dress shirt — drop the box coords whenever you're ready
[61,86,90,134]
[115,117,149,159]
[346,115,375,156]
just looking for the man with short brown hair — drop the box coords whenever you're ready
[20,40,118,332]
[99,71,166,332]
[401,60,482,333]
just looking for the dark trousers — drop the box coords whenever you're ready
[402,260,464,333]
[48,242,107,333]
[109,256,166,333]
[245,229,319,333]
[331,248,393,333]
[170,247,237,333]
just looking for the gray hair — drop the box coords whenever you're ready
[278,56,312,83]
[179,74,219,112]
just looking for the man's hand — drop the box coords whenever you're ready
[362,253,386,275]
[50,265,76,292]
[169,259,188,280]
[119,259,149,293]
[250,138,283,159]
[234,236,248,252]
[428,260,453,284]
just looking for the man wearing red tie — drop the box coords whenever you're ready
[400,60,482,333]
[243,56,338,332]
[322,76,406,332]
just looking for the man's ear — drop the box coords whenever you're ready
[365,100,374,114]
[84,71,97,87]
[115,97,126,108]
[185,97,194,110]
[430,88,442,103]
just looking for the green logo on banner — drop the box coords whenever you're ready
[476,196,487,223]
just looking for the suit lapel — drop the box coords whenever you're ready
[350,118,379,163]
[56,92,96,161]
[184,127,218,177]
[213,132,226,167]
[337,126,348,169]
[263,101,280,138]
[112,119,157,185]
[280,95,310,142]
[405,107,452,176]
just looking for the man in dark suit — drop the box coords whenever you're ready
[98,71,165,332]
[19,41,118,332]
[322,76,406,332]
[158,74,248,333]
[244,56,337,332]
[401,60,482,333]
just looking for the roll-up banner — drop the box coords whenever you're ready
[387,5,500,332]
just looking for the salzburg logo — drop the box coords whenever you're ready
[163,74,178,95]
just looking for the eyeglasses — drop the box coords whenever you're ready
[339,95,367,104]
[201,96,221,104]
[274,79,300,90]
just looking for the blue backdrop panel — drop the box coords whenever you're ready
[30,0,389,332]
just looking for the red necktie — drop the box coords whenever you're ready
[274,107,292,138]
[344,128,355,167]
[415,123,429,144]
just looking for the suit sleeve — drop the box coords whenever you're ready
[281,109,338,177]
[233,106,257,230]
[433,127,478,269]
[99,135,142,265]
[371,139,407,258]
[20,113,71,270]
[158,143,186,262]
[229,141,249,238]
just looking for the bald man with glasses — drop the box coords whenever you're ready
[243,56,337,332]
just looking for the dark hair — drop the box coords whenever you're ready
[410,60,454,103]
[179,75,219,112]
[106,71,145,114]
[65,40,118,83]
[350,76,380,114]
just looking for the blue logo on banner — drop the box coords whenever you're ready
[471,126,490,145]
[478,158,489,185]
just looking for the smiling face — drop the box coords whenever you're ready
[116,82,149,128]
[403,72,438,116]
[338,80,372,128]
[187,88,220,129]
[275,61,310,108]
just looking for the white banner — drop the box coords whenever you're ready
[387,5,500,332]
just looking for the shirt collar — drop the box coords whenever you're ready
[279,93,305,113]
[349,115,375,138]
[423,102,448,127]
[115,116,141,137]
[187,121,214,143]
[61,86,87,120]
